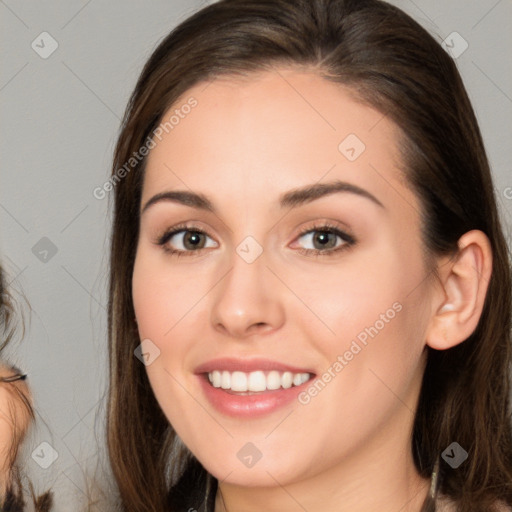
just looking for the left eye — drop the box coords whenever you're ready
[295,227,353,253]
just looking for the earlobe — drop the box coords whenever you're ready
[425,230,492,351]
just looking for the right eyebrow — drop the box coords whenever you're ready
[141,190,215,215]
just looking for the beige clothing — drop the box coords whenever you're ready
[436,495,512,512]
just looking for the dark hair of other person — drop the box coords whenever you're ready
[0,265,53,511]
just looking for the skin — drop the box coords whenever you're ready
[132,68,492,512]
[0,362,32,498]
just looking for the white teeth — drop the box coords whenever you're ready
[211,370,221,388]
[267,370,281,390]
[207,370,311,392]
[231,371,247,391]
[221,371,231,389]
[248,371,267,392]
[281,371,293,389]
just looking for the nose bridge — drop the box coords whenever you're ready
[210,234,284,337]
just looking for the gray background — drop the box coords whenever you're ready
[1,0,511,510]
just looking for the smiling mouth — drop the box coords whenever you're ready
[206,370,314,393]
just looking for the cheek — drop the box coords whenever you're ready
[132,249,192,343]
[295,240,428,397]
[132,253,197,421]
[132,248,211,407]
[290,245,412,345]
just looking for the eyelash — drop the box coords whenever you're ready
[155,221,356,259]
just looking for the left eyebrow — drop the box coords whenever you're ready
[140,179,384,215]
[279,179,384,210]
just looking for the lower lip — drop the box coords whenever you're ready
[197,374,313,418]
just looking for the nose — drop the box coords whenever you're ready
[210,245,285,340]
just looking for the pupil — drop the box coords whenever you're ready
[315,231,335,249]
[185,231,203,249]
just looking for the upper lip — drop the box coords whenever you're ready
[194,357,315,375]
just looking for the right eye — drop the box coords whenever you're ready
[156,223,218,257]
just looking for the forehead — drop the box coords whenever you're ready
[142,68,416,216]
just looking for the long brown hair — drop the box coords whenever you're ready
[106,1,512,510]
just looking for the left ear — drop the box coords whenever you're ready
[425,230,493,350]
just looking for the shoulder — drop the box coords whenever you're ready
[435,495,457,512]
[436,495,512,512]
[493,501,512,512]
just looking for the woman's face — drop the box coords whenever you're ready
[132,68,435,487]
